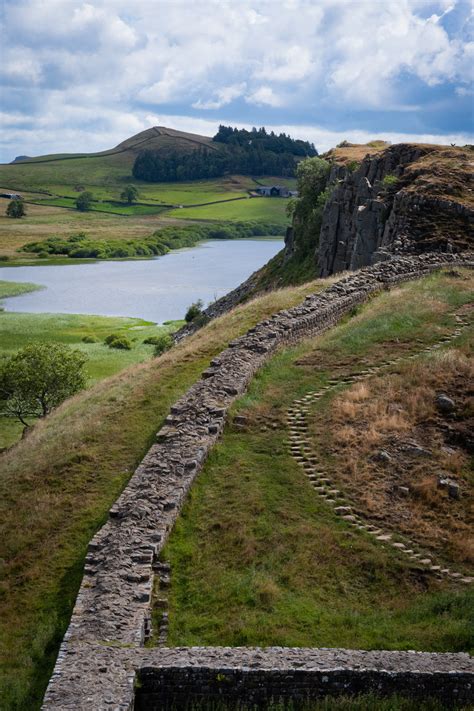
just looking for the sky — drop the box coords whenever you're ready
[0,0,473,162]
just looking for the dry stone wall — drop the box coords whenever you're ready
[42,252,474,710]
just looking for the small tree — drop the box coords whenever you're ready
[152,333,173,356]
[0,343,87,427]
[75,191,94,211]
[6,199,26,218]
[185,299,204,323]
[120,185,139,204]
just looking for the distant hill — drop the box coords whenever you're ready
[133,125,317,182]
[0,126,227,195]
[5,126,215,166]
[0,125,308,193]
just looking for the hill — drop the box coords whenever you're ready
[1,265,472,709]
[0,126,217,193]
[0,126,296,253]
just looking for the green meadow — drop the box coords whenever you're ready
[170,196,290,224]
[0,281,183,448]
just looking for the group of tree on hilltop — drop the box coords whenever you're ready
[132,126,318,183]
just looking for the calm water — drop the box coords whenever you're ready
[0,238,283,323]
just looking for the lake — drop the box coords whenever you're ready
[0,238,283,323]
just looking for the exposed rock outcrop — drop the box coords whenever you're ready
[318,144,473,276]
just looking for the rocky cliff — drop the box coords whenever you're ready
[318,143,473,276]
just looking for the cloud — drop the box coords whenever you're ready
[246,86,284,107]
[192,84,246,110]
[0,0,472,161]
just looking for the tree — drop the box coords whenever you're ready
[120,185,139,204]
[0,343,87,427]
[6,199,26,218]
[75,191,94,211]
[184,299,204,323]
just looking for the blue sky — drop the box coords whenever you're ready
[0,0,473,162]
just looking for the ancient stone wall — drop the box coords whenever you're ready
[42,252,474,710]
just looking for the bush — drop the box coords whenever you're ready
[82,335,99,343]
[75,191,94,211]
[104,333,121,345]
[185,299,204,323]
[107,336,132,350]
[347,160,360,172]
[382,174,398,187]
[152,333,173,356]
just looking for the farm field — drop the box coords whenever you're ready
[0,199,193,258]
[169,195,290,224]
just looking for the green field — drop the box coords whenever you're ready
[0,285,183,448]
[0,130,295,260]
[28,196,168,216]
[170,196,290,224]
[0,279,42,301]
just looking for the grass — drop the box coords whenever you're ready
[0,306,182,448]
[0,277,328,711]
[0,199,192,259]
[134,693,472,711]
[169,196,291,225]
[28,196,167,216]
[0,279,42,301]
[158,271,473,653]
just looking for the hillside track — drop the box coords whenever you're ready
[287,309,473,584]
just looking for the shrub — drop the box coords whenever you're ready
[382,174,398,187]
[82,335,99,343]
[152,333,173,356]
[107,336,132,350]
[104,333,122,345]
[347,160,360,172]
[185,299,204,323]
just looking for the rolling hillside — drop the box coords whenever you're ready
[0,127,219,195]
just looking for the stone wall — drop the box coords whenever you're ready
[135,647,474,710]
[42,252,473,710]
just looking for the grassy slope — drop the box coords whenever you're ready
[0,297,183,448]
[160,271,473,653]
[0,279,326,711]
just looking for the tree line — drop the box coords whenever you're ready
[132,126,318,183]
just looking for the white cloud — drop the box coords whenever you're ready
[193,84,247,110]
[246,86,284,107]
[0,0,472,161]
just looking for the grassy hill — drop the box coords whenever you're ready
[0,268,472,710]
[0,126,294,261]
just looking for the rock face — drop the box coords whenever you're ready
[317,144,474,276]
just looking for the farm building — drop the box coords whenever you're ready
[0,192,23,199]
[255,185,298,197]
